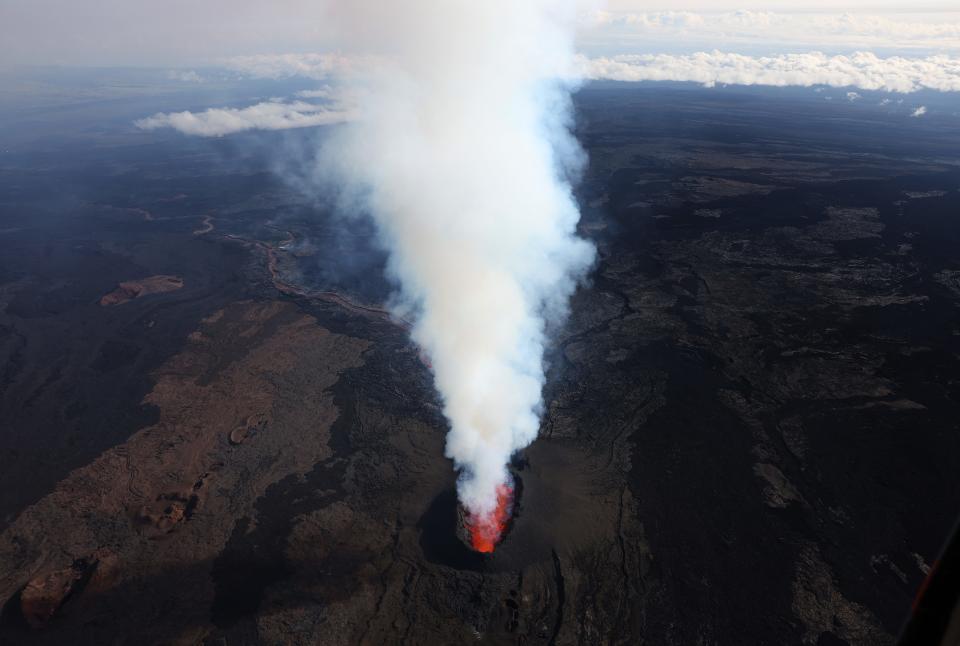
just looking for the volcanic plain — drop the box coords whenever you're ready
[1,81,959,645]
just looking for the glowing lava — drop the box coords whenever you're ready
[466,483,514,553]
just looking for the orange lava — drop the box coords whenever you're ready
[466,484,514,553]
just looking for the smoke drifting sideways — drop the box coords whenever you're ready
[315,0,596,549]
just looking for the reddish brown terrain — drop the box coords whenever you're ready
[99,275,184,306]
[0,300,372,643]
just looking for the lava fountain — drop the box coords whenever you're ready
[464,483,515,553]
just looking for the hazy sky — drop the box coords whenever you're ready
[1,1,959,67]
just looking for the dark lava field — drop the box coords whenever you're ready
[1,77,959,645]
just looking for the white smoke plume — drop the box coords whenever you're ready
[316,1,595,518]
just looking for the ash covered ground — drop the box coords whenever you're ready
[1,74,959,645]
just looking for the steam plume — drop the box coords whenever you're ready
[319,1,595,530]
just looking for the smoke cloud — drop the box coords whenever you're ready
[315,0,595,520]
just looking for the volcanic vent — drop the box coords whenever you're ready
[456,478,520,554]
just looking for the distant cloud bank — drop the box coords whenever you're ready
[140,50,955,137]
[582,10,960,55]
[218,50,960,94]
[223,53,373,80]
[165,70,204,83]
[580,51,960,93]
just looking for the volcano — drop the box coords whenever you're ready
[4,80,960,646]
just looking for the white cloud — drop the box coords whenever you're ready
[135,100,352,137]
[138,47,960,140]
[223,53,372,81]
[166,70,203,83]
[911,106,928,117]
[580,51,960,93]
[220,50,960,96]
[295,87,335,99]
[580,10,960,56]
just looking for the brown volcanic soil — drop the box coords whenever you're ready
[0,300,369,643]
[99,275,184,306]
